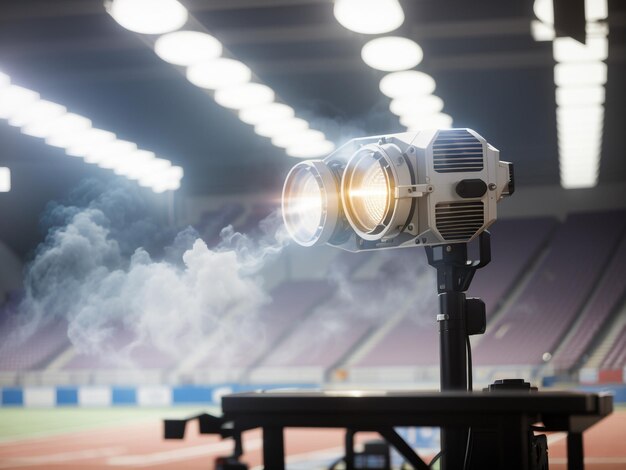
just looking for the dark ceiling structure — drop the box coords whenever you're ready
[0,0,625,257]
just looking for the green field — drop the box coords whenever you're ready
[0,406,215,441]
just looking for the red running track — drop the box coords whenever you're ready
[0,412,624,469]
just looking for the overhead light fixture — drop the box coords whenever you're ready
[154,31,222,66]
[8,99,65,128]
[282,128,513,249]
[0,85,40,119]
[64,129,116,157]
[332,1,451,135]
[553,36,608,63]
[554,62,607,86]
[531,20,555,41]
[286,140,336,159]
[401,113,453,130]
[0,72,9,89]
[239,103,295,126]
[214,83,275,110]
[272,129,325,149]
[389,95,445,117]
[0,70,182,193]
[22,113,92,139]
[333,0,405,35]
[186,58,251,90]
[555,86,605,106]
[85,139,137,166]
[361,37,423,72]
[531,0,608,187]
[254,118,309,139]
[107,1,334,158]
[379,71,437,99]
[106,0,188,34]
[0,167,10,193]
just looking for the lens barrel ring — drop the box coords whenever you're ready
[282,160,339,247]
[341,143,413,242]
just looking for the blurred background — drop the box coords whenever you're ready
[0,0,625,468]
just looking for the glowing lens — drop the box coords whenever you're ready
[346,154,390,232]
[283,168,324,245]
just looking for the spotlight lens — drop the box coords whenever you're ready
[346,153,390,232]
[283,168,324,244]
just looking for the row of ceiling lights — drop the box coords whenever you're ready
[106,0,335,159]
[0,71,183,193]
[333,0,453,131]
[532,0,608,189]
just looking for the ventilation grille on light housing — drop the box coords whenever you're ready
[435,201,485,241]
[433,129,484,173]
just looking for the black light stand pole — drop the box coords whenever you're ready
[426,232,490,470]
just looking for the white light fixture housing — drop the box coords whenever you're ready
[333,0,405,35]
[0,167,10,192]
[154,31,222,66]
[282,128,514,251]
[361,36,423,72]
[107,0,188,34]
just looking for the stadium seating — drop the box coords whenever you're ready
[197,280,333,369]
[601,325,626,369]
[0,317,69,371]
[2,208,626,389]
[551,236,626,370]
[473,211,626,366]
[352,217,556,368]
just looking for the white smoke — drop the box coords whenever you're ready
[10,182,289,365]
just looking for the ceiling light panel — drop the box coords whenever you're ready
[0,71,182,193]
[108,2,334,158]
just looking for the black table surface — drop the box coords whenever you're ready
[222,389,613,419]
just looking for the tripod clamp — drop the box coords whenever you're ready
[425,231,491,338]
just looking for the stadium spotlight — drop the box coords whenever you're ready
[282,128,514,251]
